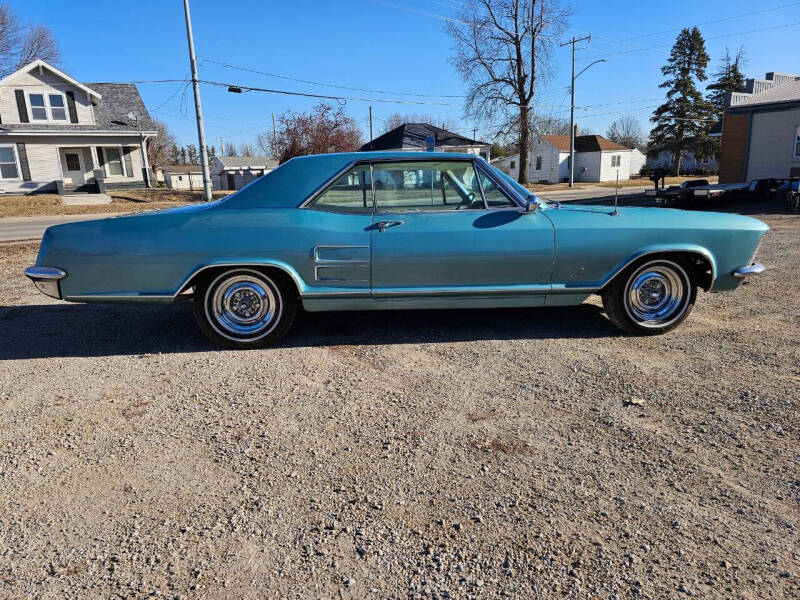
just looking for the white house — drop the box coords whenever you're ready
[629,149,647,175]
[361,123,491,161]
[211,155,277,191]
[163,165,204,190]
[0,59,155,195]
[646,150,718,173]
[493,134,634,183]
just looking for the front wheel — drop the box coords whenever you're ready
[602,258,696,335]
[193,268,296,349]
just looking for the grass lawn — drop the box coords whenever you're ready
[0,189,229,219]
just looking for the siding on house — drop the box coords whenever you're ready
[718,111,751,183]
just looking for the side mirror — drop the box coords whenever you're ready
[525,195,538,213]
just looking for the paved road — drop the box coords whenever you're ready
[0,213,114,242]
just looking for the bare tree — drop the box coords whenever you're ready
[447,0,570,184]
[0,4,60,75]
[381,113,458,134]
[146,119,176,172]
[606,115,646,151]
[238,142,256,157]
[272,103,362,164]
[223,142,237,157]
[256,131,277,157]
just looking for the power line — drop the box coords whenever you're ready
[578,20,800,63]
[589,1,800,49]
[199,58,467,99]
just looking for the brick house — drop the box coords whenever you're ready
[718,72,800,183]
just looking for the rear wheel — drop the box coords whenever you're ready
[193,268,296,349]
[602,258,696,335]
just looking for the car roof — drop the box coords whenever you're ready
[291,151,482,161]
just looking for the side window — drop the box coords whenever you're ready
[310,165,372,213]
[477,169,516,208]
[373,161,482,212]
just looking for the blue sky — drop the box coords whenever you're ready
[13,0,800,149]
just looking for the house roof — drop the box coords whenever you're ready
[729,77,800,110]
[0,59,102,100]
[541,134,630,152]
[216,156,278,169]
[164,165,203,173]
[360,123,487,151]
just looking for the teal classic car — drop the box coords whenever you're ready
[25,152,768,348]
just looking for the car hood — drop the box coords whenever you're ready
[546,204,769,232]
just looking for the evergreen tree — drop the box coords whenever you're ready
[168,144,179,165]
[207,145,216,164]
[186,143,198,164]
[706,47,746,116]
[179,147,187,165]
[649,27,713,175]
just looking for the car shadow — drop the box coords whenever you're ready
[0,301,618,360]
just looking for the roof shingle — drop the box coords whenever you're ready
[541,134,630,152]
[360,123,486,151]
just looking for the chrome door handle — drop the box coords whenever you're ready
[375,220,404,232]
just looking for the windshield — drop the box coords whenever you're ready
[484,161,549,207]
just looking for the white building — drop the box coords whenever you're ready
[211,156,278,191]
[163,165,204,190]
[646,150,718,173]
[493,134,635,183]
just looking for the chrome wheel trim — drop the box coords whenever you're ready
[205,270,282,342]
[623,261,690,329]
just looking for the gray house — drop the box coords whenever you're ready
[0,59,155,195]
[211,155,278,191]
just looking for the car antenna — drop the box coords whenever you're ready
[611,169,620,216]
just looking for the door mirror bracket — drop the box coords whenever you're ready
[524,195,539,213]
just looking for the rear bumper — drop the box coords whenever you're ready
[733,263,766,278]
[24,266,66,299]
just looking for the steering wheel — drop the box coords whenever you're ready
[456,192,476,210]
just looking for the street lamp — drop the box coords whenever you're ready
[568,58,606,188]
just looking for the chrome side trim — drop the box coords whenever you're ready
[597,248,717,292]
[733,263,766,278]
[312,245,369,263]
[372,284,551,297]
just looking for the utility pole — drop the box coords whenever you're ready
[368,106,373,150]
[561,34,590,188]
[218,137,224,157]
[473,127,477,140]
[271,112,278,157]
[182,0,212,201]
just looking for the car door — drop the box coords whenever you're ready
[370,159,554,297]
[301,163,373,291]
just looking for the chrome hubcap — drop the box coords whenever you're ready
[625,263,688,327]
[210,274,279,338]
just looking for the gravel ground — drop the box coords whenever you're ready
[0,207,798,600]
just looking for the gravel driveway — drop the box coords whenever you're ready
[1,208,798,599]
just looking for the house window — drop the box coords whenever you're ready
[535,156,542,170]
[27,92,67,121]
[28,93,48,120]
[0,146,20,179]
[178,175,183,181]
[794,125,800,158]
[102,147,125,176]
[510,160,516,169]
[49,94,67,121]
[610,155,621,167]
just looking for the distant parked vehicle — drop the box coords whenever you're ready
[652,179,710,206]
[25,152,769,347]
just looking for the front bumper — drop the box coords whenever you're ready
[733,263,766,278]
[24,266,66,299]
